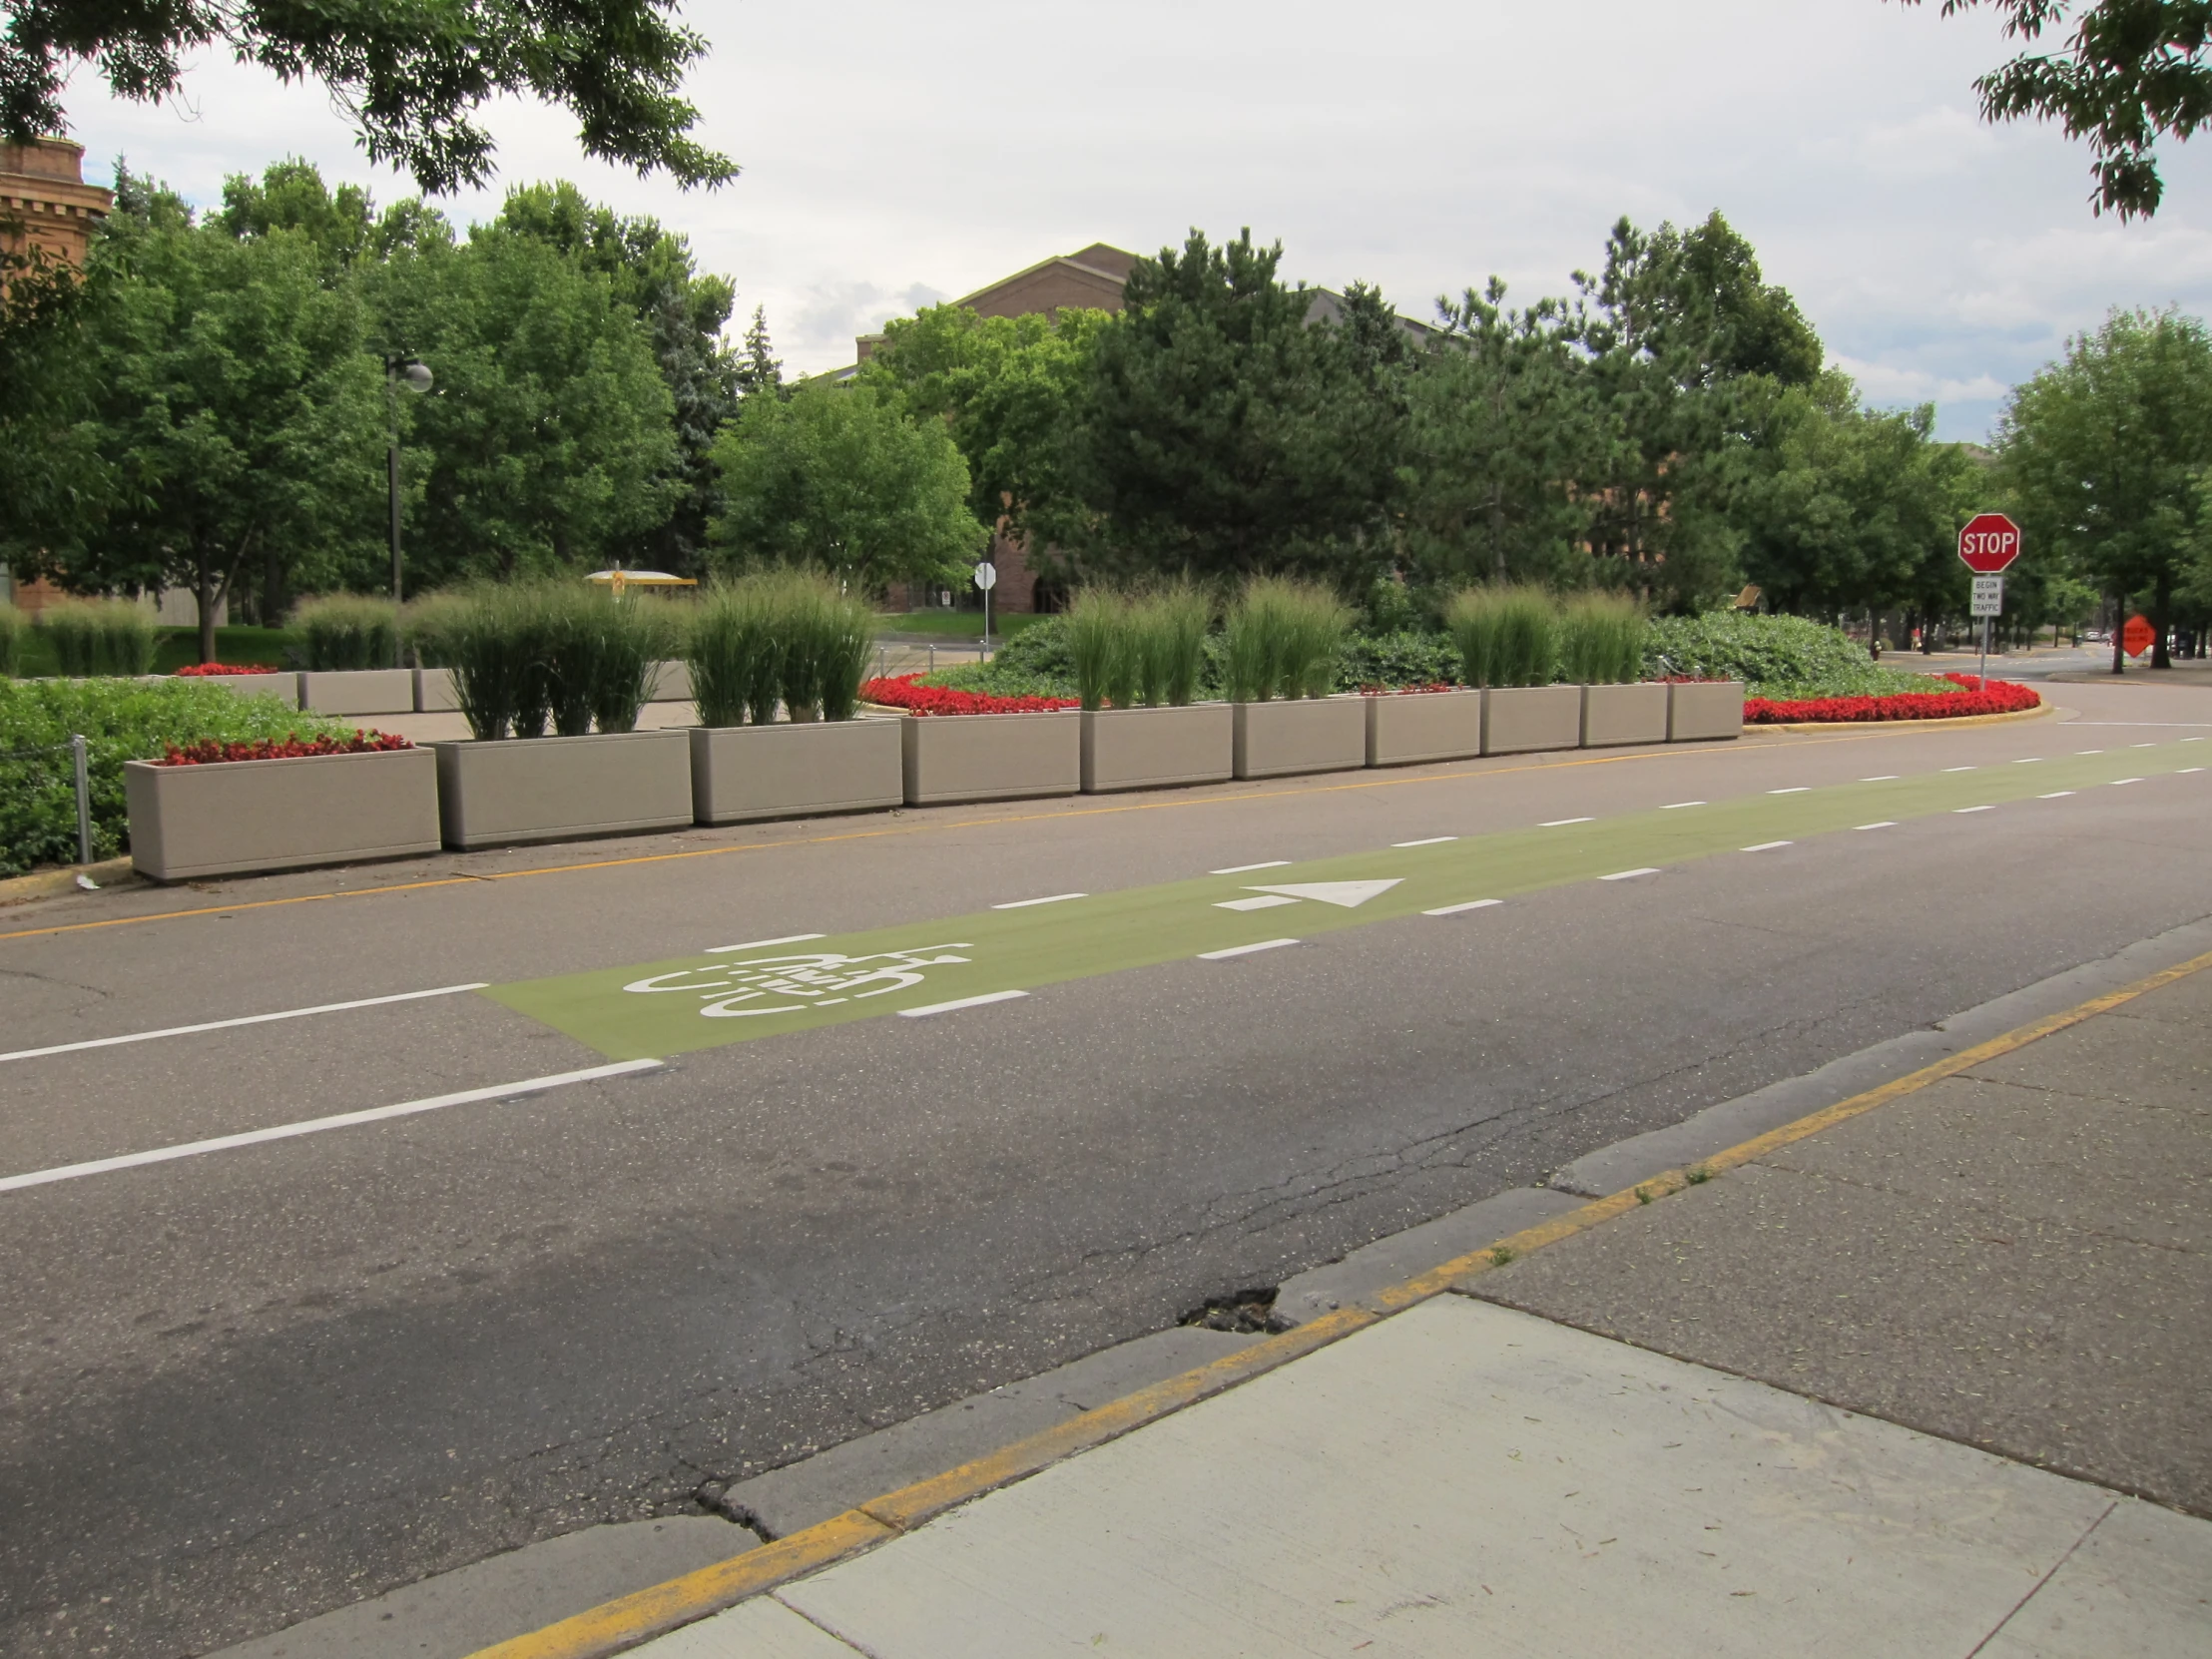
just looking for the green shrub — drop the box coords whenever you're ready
[0,603,22,678]
[1224,576,1352,702]
[1640,612,1948,699]
[1558,593,1646,684]
[293,594,400,671]
[1133,582,1210,706]
[1066,590,1138,711]
[40,599,160,677]
[1338,630,1461,691]
[1445,586,1557,688]
[0,678,360,875]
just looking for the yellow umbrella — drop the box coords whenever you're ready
[584,569,698,597]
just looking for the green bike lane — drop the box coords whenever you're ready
[487,737,2209,1061]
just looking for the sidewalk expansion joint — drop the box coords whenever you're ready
[461,941,2212,1659]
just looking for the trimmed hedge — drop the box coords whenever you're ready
[1643,612,1948,701]
[0,679,363,875]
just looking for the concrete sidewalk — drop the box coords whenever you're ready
[614,955,2211,1657]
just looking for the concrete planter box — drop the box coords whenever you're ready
[1080,704,1233,794]
[432,729,692,849]
[124,748,439,880]
[180,673,298,708]
[690,718,902,824]
[901,711,1079,805]
[1233,696,1368,780]
[415,667,460,713]
[1669,680,1746,742]
[1482,684,1585,756]
[649,660,692,703]
[1581,682,1671,749]
[1365,688,1484,768]
[300,668,416,716]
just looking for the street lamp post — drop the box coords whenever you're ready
[384,355,432,654]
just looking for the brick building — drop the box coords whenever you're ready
[1,139,112,619]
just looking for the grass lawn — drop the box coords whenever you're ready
[12,625,295,678]
[875,610,1052,640]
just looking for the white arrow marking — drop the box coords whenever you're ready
[1244,879,1402,909]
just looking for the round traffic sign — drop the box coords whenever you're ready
[1958,513,2021,574]
[2123,614,2156,657]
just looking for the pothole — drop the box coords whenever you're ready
[1178,1287,1292,1336]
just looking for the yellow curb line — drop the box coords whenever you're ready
[464,941,2212,1659]
[3,727,1899,945]
[0,855,136,908]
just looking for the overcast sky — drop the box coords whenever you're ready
[53,0,2212,441]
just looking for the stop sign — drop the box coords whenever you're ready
[1958,513,2021,574]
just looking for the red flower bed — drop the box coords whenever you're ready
[1360,682,1456,696]
[157,732,413,766]
[859,674,1079,716]
[174,662,283,676]
[1746,674,2039,725]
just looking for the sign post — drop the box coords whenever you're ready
[973,559,997,661]
[1958,513,2021,692]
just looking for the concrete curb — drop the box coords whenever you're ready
[0,855,135,907]
[460,932,2212,1659]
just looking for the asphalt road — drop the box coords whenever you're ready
[4,679,2209,1655]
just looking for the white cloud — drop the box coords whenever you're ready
[51,0,2212,438]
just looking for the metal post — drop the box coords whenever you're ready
[1978,617,1988,693]
[982,583,991,664]
[928,644,935,675]
[71,734,92,864]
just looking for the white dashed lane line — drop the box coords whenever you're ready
[1856,822,1897,830]
[899,990,1030,1018]
[0,983,492,1065]
[1661,801,1705,810]
[1198,938,1300,961]
[1540,818,1594,828]
[1954,806,1996,814]
[1212,860,1291,874]
[709,933,825,953]
[991,893,1087,909]
[1424,899,1502,917]
[1741,841,1794,852]
[1391,836,1457,847]
[1599,868,1661,881]
[2039,792,2076,800]
[1768,787,1809,795]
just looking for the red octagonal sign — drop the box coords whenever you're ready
[1958,512,2021,574]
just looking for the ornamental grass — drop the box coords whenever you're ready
[1557,593,1646,685]
[293,594,401,671]
[40,598,160,677]
[1066,590,1138,712]
[1133,581,1210,707]
[410,583,670,741]
[0,602,21,678]
[1224,576,1351,702]
[688,570,874,727]
[1444,585,1557,688]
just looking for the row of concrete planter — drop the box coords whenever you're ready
[180,662,694,715]
[122,682,1742,880]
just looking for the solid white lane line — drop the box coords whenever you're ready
[1199,938,1300,960]
[898,990,1028,1018]
[1954,806,1995,814]
[1392,836,1458,847]
[1861,775,1900,782]
[2111,778,2143,786]
[1540,817,1594,828]
[1661,801,1705,810]
[1212,860,1291,874]
[2068,723,2212,729]
[1856,822,1898,830]
[709,933,825,953]
[991,893,1087,909]
[0,983,492,1066]
[1424,899,1502,916]
[1599,867,1660,881]
[1768,787,1809,795]
[1215,894,1301,911]
[2038,792,2075,799]
[0,1060,663,1195]
[1741,841,1794,852]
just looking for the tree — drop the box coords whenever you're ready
[368,225,680,583]
[863,300,1110,563]
[1,0,734,194]
[5,170,385,660]
[1901,1,2212,218]
[1400,279,1603,590]
[735,305,783,399]
[1998,307,2212,670]
[707,379,982,589]
[490,182,740,575]
[1073,229,1405,587]
[1736,374,1957,621]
